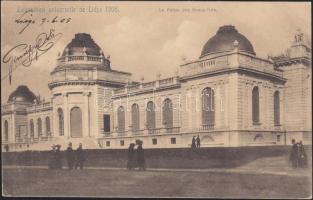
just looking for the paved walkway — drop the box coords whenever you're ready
[3,165,311,178]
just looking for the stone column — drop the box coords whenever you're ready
[195,86,200,130]
[52,96,58,137]
[11,112,16,143]
[63,93,69,139]
[83,92,91,137]
[215,84,221,129]
[225,82,229,129]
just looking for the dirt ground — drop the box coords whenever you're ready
[2,167,311,198]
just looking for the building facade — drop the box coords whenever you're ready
[1,25,311,151]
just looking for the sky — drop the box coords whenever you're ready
[1,1,311,104]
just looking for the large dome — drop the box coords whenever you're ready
[62,33,104,57]
[8,85,37,103]
[200,25,255,58]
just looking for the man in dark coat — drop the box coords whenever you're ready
[127,143,136,170]
[66,142,74,170]
[196,135,201,148]
[289,139,298,168]
[55,144,63,169]
[136,141,146,171]
[75,143,85,170]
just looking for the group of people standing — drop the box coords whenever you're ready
[127,141,146,171]
[191,135,201,149]
[289,139,307,168]
[49,142,85,170]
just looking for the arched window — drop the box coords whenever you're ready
[146,101,155,130]
[58,108,64,136]
[163,98,173,128]
[252,86,260,124]
[274,91,280,126]
[202,87,215,126]
[30,119,34,138]
[70,107,82,137]
[131,104,140,131]
[4,120,8,141]
[37,118,42,137]
[117,106,125,132]
[45,116,51,135]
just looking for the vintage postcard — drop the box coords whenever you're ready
[1,1,312,198]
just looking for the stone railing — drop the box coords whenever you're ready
[180,52,283,79]
[58,55,104,64]
[131,129,145,135]
[1,104,13,113]
[113,77,179,96]
[2,103,32,114]
[159,77,174,86]
[142,81,156,88]
[180,55,230,78]
[128,84,141,91]
[27,101,53,113]
[238,54,282,77]
[199,124,215,131]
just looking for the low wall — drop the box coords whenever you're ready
[2,146,311,169]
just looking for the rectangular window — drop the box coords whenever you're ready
[103,115,110,132]
[152,138,157,145]
[170,137,176,144]
[120,140,124,146]
[277,135,281,142]
[106,141,110,147]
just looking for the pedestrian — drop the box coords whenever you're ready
[289,139,298,168]
[136,141,146,171]
[75,143,85,170]
[298,141,307,168]
[196,135,201,148]
[127,143,136,170]
[191,136,196,149]
[66,142,74,170]
[48,144,57,169]
[55,144,63,169]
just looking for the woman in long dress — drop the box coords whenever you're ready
[136,141,146,171]
[127,143,136,170]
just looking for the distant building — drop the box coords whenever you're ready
[1,25,311,151]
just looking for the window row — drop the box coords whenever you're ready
[117,98,176,132]
[116,86,281,132]
[29,116,51,138]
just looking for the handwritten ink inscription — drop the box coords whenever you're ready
[2,29,63,67]
[15,10,71,34]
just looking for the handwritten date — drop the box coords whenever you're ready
[15,10,71,34]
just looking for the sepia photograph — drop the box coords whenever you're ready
[1,1,312,198]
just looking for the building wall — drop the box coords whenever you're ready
[112,86,182,134]
[281,63,312,144]
[27,110,53,138]
[237,73,284,130]
[2,114,12,143]
[51,85,94,139]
